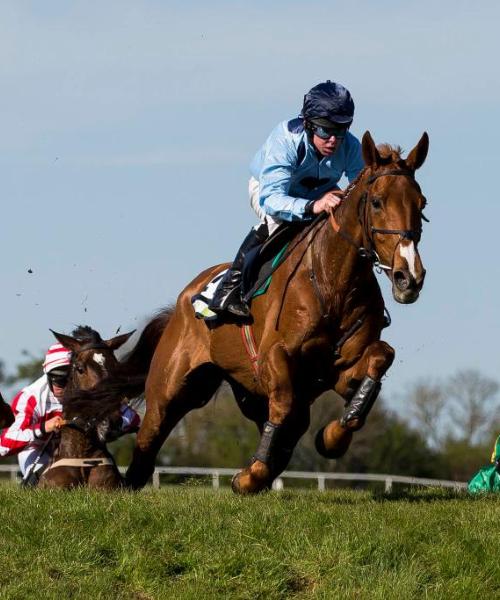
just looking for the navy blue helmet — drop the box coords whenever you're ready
[301,80,355,125]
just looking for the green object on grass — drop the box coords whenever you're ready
[468,434,500,493]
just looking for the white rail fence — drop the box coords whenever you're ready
[0,464,467,492]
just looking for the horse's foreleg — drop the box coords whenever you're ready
[316,340,395,459]
[125,399,186,489]
[126,361,222,489]
[232,346,306,494]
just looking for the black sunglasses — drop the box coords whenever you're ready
[48,372,69,388]
[312,123,349,140]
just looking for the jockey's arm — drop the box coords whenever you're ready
[119,404,141,435]
[0,391,44,457]
[258,129,311,222]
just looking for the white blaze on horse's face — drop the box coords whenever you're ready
[399,240,418,279]
[93,353,106,368]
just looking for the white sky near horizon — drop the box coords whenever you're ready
[0,1,499,412]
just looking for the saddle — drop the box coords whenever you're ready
[241,222,305,300]
[192,221,309,322]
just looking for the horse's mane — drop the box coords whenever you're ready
[71,325,104,345]
[63,374,145,421]
[377,143,403,162]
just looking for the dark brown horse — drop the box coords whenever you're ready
[0,392,14,429]
[126,131,429,494]
[39,326,139,489]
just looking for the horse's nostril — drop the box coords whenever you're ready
[393,270,410,291]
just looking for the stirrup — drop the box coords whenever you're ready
[212,289,251,318]
[226,298,251,318]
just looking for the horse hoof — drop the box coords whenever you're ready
[231,471,253,495]
[231,465,270,495]
[315,421,353,459]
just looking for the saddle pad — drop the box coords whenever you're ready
[192,269,227,321]
[249,243,289,299]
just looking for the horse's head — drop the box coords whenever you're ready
[50,326,135,391]
[361,131,429,304]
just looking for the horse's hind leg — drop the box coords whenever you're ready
[316,339,395,459]
[126,363,222,489]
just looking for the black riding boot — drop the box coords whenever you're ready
[209,225,267,318]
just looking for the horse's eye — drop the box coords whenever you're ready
[371,197,382,210]
[76,364,85,374]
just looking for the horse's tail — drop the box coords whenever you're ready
[120,306,174,382]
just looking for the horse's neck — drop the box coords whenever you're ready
[312,177,374,309]
[58,429,103,459]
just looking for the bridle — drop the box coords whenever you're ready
[48,415,119,472]
[65,415,100,435]
[330,168,428,272]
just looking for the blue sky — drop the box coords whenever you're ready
[1,1,499,410]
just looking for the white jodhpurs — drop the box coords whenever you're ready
[248,177,282,235]
[18,445,50,477]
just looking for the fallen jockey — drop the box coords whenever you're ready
[208,80,364,319]
[468,434,500,493]
[0,343,140,485]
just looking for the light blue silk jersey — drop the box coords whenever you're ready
[249,118,364,221]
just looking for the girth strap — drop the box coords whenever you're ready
[240,325,259,374]
[45,457,115,471]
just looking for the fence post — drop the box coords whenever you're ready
[385,477,393,493]
[317,475,325,491]
[152,471,160,489]
[272,478,284,491]
[212,472,220,490]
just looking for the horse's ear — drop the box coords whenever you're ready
[362,131,382,167]
[104,330,136,351]
[50,329,82,352]
[406,132,429,171]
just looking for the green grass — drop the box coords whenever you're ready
[0,485,498,599]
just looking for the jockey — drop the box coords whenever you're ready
[0,343,140,481]
[209,80,365,318]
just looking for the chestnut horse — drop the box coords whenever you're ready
[39,326,138,489]
[126,131,429,494]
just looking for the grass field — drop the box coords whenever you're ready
[0,485,498,599]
